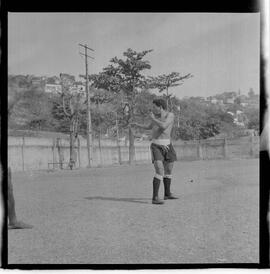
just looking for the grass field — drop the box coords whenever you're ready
[8,158,259,264]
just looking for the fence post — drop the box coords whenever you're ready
[21,137,25,171]
[117,144,122,165]
[222,138,227,158]
[57,138,64,169]
[197,140,202,160]
[249,134,254,157]
[77,137,81,168]
[52,139,56,169]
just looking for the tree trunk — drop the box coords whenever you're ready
[69,125,74,169]
[69,119,77,169]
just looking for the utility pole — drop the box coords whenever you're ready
[79,43,94,167]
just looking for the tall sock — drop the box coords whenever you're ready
[152,174,163,200]
[163,174,172,196]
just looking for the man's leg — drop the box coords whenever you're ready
[163,161,178,199]
[8,168,33,229]
[152,160,164,204]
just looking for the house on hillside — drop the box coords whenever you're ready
[31,76,46,87]
[45,84,62,94]
[68,82,86,97]
[234,110,247,127]
[206,96,224,105]
[225,97,235,104]
[74,82,85,92]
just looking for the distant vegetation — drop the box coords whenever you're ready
[8,49,259,143]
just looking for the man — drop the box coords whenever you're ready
[131,98,178,205]
[8,167,33,229]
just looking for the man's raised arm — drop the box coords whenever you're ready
[149,112,174,130]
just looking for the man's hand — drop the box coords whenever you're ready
[149,111,155,120]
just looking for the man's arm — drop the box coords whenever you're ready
[150,112,174,130]
[130,122,153,130]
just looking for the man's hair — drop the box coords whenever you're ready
[153,98,167,110]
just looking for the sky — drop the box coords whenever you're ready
[8,13,260,99]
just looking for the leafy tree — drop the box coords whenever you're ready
[234,97,241,105]
[20,88,53,130]
[244,107,259,131]
[8,75,32,89]
[86,48,153,163]
[8,82,53,130]
[148,72,193,110]
[172,97,239,140]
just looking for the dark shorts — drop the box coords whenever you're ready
[150,143,177,163]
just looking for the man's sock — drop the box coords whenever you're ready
[164,174,178,199]
[152,174,164,204]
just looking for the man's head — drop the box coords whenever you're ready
[152,98,167,114]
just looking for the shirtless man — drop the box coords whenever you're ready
[131,98,178,204]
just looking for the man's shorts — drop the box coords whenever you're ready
[150,143,177,163]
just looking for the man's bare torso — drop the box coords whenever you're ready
[151,112,174,140]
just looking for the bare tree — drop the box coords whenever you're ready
[59,74,85,169]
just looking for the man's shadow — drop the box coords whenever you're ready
[85,196,150,204]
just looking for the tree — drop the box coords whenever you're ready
[8,86,24,119]
[8,82,53,130]
[57,73,86,169]
[87,48,153,164]
[244,107,259,131]
[22,88,53,130]
[110,49,154,163]
[171,97,238,140]
[148,72,193,110]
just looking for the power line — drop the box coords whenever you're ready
[79,52,95,60]
[79,44,94,52]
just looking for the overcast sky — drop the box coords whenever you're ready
[8,13,260,98]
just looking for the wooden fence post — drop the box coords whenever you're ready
[197,140,202,160]
[57,138,64,169]
[249,134,254,157]
[77,137,81,168]
[116,138,122,165]
[223,138,227,158]
[52,139,56,169]
[22,137,25,171]
[118,145,122,165]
